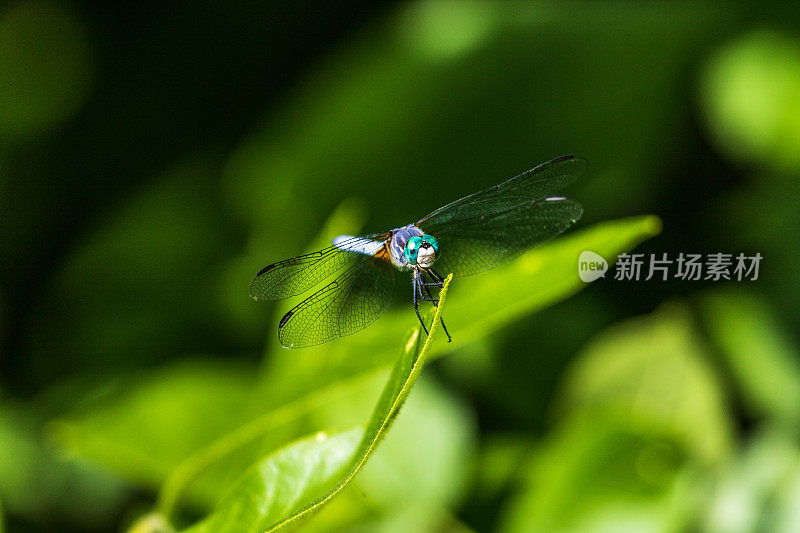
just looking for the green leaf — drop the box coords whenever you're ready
[354,376,476,509]
[500,416,699,533]
[554,302,733,465]
[501,302,737,533]
[291,376,477,532]
[182,428,365,533]
[183,276,453,532]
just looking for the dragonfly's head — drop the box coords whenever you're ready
[404,234,439,268]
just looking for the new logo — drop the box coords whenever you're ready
[578,251,608,282]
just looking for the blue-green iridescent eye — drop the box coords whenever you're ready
[404,236,423,265]
[421,234,439,255]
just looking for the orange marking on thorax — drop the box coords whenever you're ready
[372,241,392,265]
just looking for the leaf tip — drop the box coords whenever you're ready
[643,215,663,236]
[126,512,174,533]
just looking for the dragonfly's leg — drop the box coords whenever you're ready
[419,289,438,302]
[413,271,429,336]
[421,276,451,342]
[421,283,439,307]
[420,269,441,287]
[428,268,446,286]
[439,316,452,342]
[417,270,434,301]
[420,271,440,305]
[420,278,442,287]
[418,270,439,302]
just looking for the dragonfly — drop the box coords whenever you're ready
[251,154,586,348]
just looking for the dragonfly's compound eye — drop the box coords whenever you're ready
[404,236,423,265]
[415,234,439,268]
[421,235,439,255]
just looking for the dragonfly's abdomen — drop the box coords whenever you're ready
[332,236,384,256]
[332,233,406,270]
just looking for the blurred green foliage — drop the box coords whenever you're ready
[0,1,91,137]
[1,1,800,532]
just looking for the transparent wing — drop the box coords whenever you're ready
[250,234,388,300]
[416,155,586,277]
[417,155,586,228]
[277,255,395,348]
[421,197,582,277]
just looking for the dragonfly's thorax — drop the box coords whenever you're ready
[389,225,424,269]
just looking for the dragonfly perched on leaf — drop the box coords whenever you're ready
[251,155,586,348]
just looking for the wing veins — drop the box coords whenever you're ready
[277,252,394,347]
[250,234,386,301]
[416,155,586,228]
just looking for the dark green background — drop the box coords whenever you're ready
[2,1,800,531]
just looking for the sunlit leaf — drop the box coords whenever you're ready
[501,301,738,532]
[182,277,452,532]
[554,302,733,464]
[184,428,365,533]
[354,376,476,509]
[298,377,477,532]
[500,415,699,533]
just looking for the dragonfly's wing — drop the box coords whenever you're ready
[417,155,586,229]
[416,155,585,277]
[419,196,582,277]
[277,255,395,348]
[250,234,389,300]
